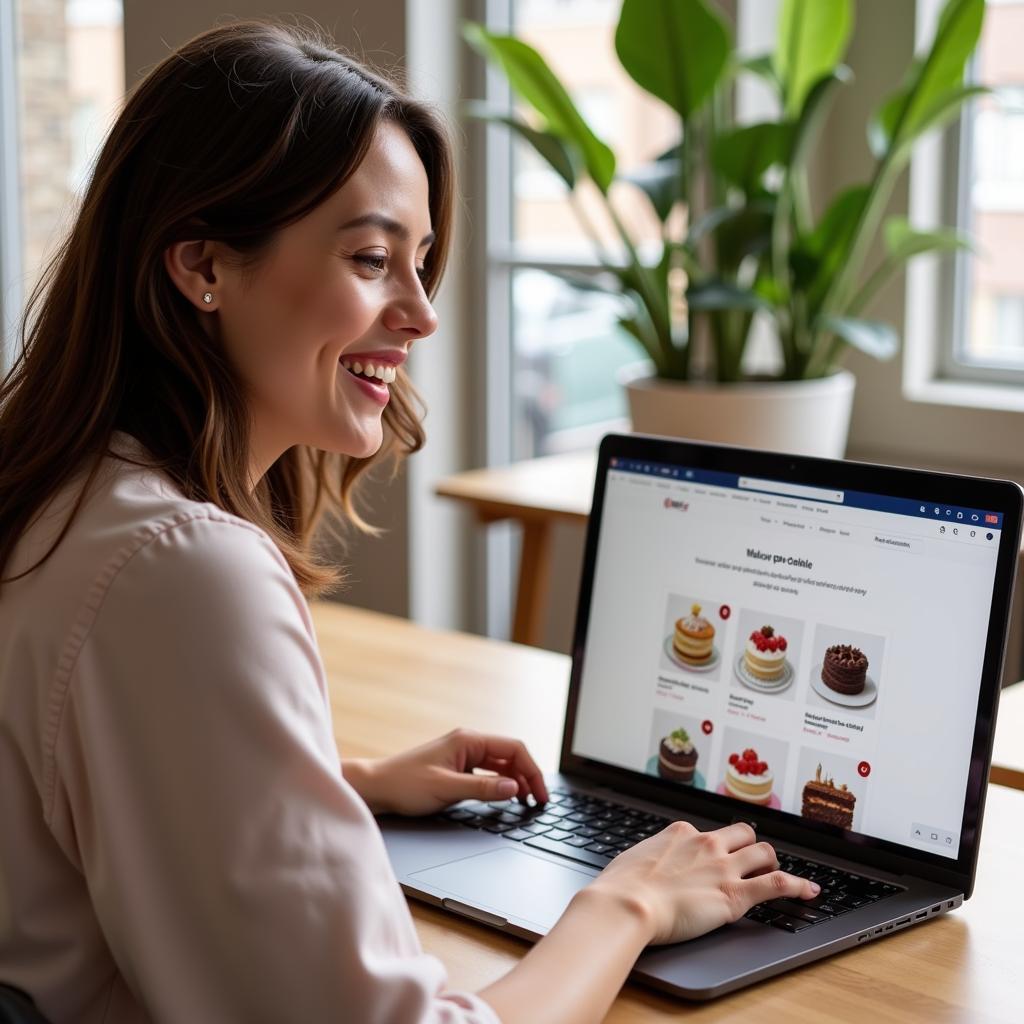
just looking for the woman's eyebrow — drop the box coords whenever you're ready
[338,212,435,247]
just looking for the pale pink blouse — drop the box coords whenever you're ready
[0,432,499,1024]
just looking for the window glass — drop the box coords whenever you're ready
[16,0,124,297]
[508,0,676,458]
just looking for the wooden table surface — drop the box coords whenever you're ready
[312,600,1024,1024]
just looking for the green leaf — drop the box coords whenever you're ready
[883,216,973,261]
[868,0,984,157]
[463,23,616,191]
[712,122,794,192]
[687,280,767,312]
[738,53,780,91]
[688,199,775,261]
[614,0,730,119]
[463,101,579,189]
[775,0,853,118]
[818,315,899,360]
[621,158,681,222]
[801,184,871,306]
[788,66,853,172]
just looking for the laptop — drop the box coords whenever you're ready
[380,433,1023,999]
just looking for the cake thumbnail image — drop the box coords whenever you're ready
[737,624,791,690]
[723,748,774,805]
[657,727,698,784]
[801,763,856,829]
[673,604,716,666]
[821,644,869,696]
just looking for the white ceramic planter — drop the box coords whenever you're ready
[618,364,856,459]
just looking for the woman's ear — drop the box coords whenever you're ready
[163,239,220,310]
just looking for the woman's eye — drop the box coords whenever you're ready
[355,254,388,274]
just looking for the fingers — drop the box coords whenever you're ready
[741,870,820,907]
[711,822,760,853]
[457,732,549,804]
[729,840,778,878]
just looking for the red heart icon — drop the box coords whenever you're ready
[857,761,871,777]
[701,720,713,735]
[719,604,731,620]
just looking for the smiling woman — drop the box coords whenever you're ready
[0,17,817,1024]
[0,19,453,597]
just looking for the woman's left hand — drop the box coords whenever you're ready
[343,728,549,816]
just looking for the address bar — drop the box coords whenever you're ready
[737,477,844,504]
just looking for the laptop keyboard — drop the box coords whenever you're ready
[440,788,903,932]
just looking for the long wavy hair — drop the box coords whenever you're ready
[0,20,454,599]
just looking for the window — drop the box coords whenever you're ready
[485,0,677,460]
[942,0,1024,385]
[0,0,123,373]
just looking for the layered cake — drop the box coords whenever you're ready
[821,644,868,695]
[801,763,856,829]
[743,625,789,683]
[657,727,698,783]
[673,604,715,666]
[723,748,773,804]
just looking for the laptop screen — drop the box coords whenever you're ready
[569,455,1005,861]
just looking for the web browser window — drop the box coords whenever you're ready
[571,459,1004,860]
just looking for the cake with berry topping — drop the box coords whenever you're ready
[724,748,773,804]
[801,763,856,828]
[657,727,698,783]
[673,604,715,666]
[821,644,868,695]
[743,625,789,683]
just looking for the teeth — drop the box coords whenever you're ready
[340,359,398,385]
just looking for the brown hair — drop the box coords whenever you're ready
[0,20,454,599]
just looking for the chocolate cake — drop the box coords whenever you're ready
[801,763,856,829]
[657,728,698,783]
[821,644,868,695]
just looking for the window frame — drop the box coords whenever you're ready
[905,0,1024,405]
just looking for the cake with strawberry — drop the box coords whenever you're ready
[724,748,774,804]
[743,625,789,684]
[801,763,856,829]
[673,604,715,666]
[821,644,868,695]
[657,727,698,784]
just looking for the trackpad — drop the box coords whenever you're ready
[409,847,596,930]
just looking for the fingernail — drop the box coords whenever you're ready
[810,883,821,895]
[496,779,518,798]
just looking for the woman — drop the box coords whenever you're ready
[0,21,817,1024]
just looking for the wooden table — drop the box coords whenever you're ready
[992,681,1024,789]
[311,600,1024,1024]
[435,451,593,645]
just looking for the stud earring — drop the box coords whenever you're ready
[202,292,214,304]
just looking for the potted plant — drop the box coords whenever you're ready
[464,0,985,457]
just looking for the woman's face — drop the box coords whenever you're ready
[214,121,438,483]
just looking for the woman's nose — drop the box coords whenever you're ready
[384,282,438,339]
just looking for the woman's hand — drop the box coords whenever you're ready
[583,819,820,945]
[343,728,549,816]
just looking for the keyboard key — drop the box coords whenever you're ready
[503,829,532,841]
[483,822,515,834]
[524,835,611,869]
[534,814,561,826]
[565,835,592,848]
[574,826,600,838]
[444,809,474,821]
[770,914,814,933]
[765,900,832,924]
[521,822,551,835]
[586,842,612,855]
[545,829,573,842]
